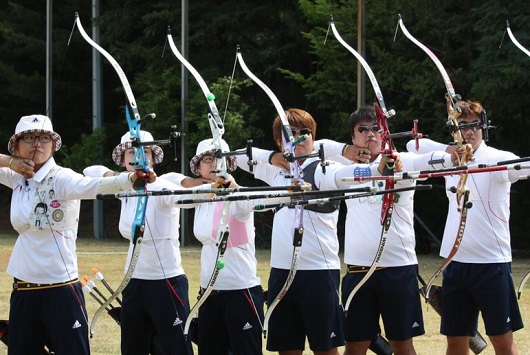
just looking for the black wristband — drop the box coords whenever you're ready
[341,144,349,157]
[268,151,276,165]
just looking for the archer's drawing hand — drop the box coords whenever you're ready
[344,145,372,164]
[10,157,36,179]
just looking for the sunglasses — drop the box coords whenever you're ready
[357,124,381,135]
[292,128,312,137]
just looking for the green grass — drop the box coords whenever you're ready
[0,235,529,354]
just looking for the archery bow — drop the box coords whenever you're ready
[397,14,474,300]
[328,16,423,314]
[166,28,235,339]
[73,13,152,336]
[505,20,530,299]
[235,45,306,338]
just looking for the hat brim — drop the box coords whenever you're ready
[112,142,164,166]
[8,130,62,154]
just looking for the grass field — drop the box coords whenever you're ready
[0,235,529,355]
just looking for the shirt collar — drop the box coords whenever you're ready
[33,157,57,183]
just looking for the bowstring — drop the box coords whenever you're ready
[143,214,187,333]
[223,53,239,126]
[468,171,510,262]
[196,50,264,331]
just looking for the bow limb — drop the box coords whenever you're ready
[166,28,234,339]
[398,15,472,300]
[74,13,149,337]
[166,28,229,175]
[235,46,304,338]
[329,16,396,313]
[234,47,298,161]
[506,21,530,59]
[518,270,530,300]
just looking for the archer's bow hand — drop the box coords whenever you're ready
[447,144,475,166]
[268,151,290,170]
[211,177,238,195]
[131,169,157,185]
[378,153,402,175]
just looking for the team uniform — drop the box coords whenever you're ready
[321,139,456,342]
[177,136,298,355]
[2,157,134,355]
[84,167,195,355]
[408,138,524,337]
[189,194,266,355]
[238,149,378,352]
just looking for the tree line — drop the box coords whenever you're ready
[1,0,529,250]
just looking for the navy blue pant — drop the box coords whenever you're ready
[197,286,264,355]
[8,282,90,355]
[121,276,193,355]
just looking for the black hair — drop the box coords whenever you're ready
[348,106,377,140]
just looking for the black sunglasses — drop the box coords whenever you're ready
[357,124,381,134]
[292,128,312,136]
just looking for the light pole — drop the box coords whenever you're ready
[180,0,190,245]
[46,0,53,117]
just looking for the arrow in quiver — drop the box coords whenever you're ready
[82,274,121,325]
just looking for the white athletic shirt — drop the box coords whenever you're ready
[407,138,522,263]
[84,167,197,280]
[162,173,289,290]
[237,148,379,271]
[1,158,133,284]
[317,139,454,267]
[191,198,261,290]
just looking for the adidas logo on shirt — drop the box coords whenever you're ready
[330,332,337,338]
[173,318,183,326]
[412,322,420,328]
[242,322,253,331]
[507,317,511,323]
[72,320,81,329]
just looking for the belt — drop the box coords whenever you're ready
[13,278,79,291]
[347,265,386,274]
